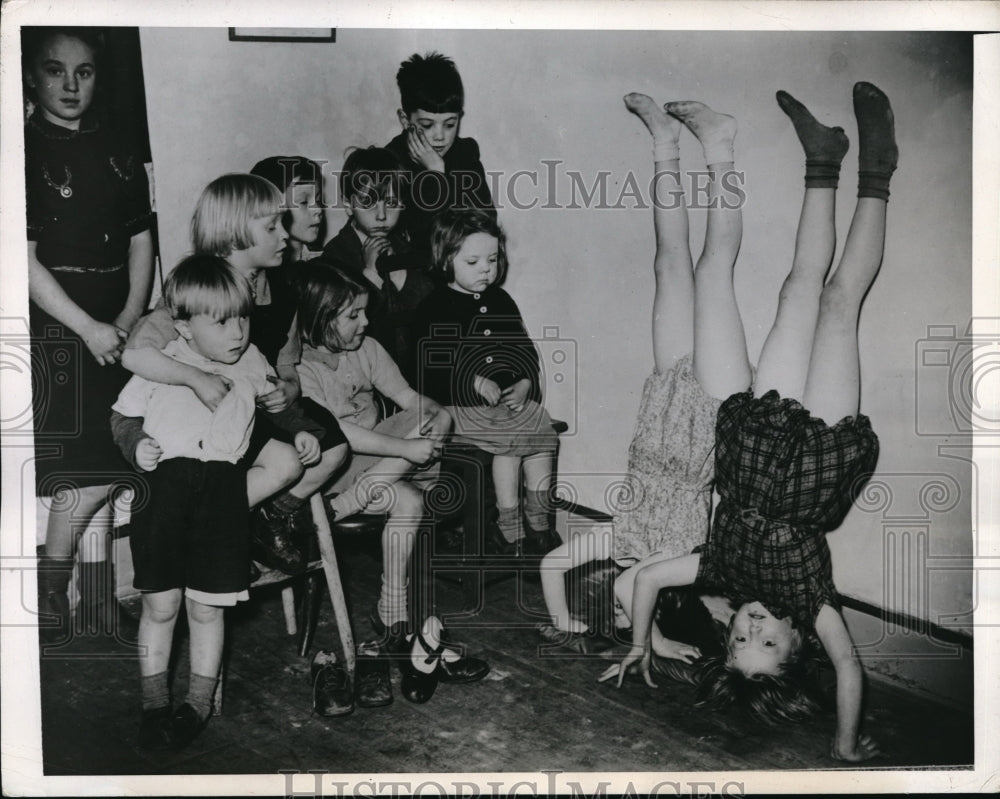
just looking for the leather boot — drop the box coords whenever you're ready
[36,550,74,645]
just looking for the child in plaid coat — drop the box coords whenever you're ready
[600,83,896,763]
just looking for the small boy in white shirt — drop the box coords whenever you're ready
[111,255,320,750]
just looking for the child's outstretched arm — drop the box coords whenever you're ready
[600,553,700,688]
[815,604,881,762]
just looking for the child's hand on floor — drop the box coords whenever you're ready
[651,635,701,664]
[831,734,881,762]
[501,379,531,413]
[401,436,436,466]
[598,644,657,689]
[405,125,446,173]
[135,437,163,472]
[190,372,232,411]
[474,375,502,406]
[294,432,321,466]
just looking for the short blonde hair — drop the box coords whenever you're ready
[191,173,282,257]
[164,254,254,321]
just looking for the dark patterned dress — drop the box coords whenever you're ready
[25,112,152,491]
[695,390,879,627]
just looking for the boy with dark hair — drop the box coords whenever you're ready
[321,146,434,385]
[384,51,494,260]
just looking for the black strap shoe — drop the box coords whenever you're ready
[400,620,490,703]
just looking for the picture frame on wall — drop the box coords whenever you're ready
[228,27,336,43]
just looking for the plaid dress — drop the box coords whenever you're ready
[696,390,879,626]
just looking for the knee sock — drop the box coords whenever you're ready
[141,671,170,711]
[496,505,523,543]
[377,575,409,629]
[328,489,364,522]
[776,90,849,189]
[186,672,218,721]
[853,81,898,200]
[524,489,552,533]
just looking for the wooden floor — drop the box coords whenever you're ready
[37,534,973,777]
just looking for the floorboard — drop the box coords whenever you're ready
[36,535,974,777]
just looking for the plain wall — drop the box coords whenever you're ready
[139,28,973,631]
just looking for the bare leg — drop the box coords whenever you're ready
[540,525,613,631]
[43,484,109,558]
[803,198,887,422]
[754,187,837,399]
[247,440,303,509]
[665,100,751,399]
[756,91,849,399]
[138,589,182,677]
[286,443,349,498]
[492,455,521,509]
[803,83,896,423]
[624,93,692,373]
[186,597,224,679]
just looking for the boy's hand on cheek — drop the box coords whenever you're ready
[135,437,163,472]
[406,126,445,173]
[294,432,321,466]
[363,236,392,272]
[191,373,232,411]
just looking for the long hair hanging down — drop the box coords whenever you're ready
[693,649,826,726]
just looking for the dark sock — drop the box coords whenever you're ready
[524,489,552,533]
[776,90,849,189]
[141,671,170,711]
[268,490,307,517]
[853,81,898,200]
[186,672,218,721]
[496,505,523,544]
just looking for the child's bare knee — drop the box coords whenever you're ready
[186,598,223,625]
[141,591,182,624]
[271,441,304,483]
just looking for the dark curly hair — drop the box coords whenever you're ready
[396,51,464,115]
[692,645,826,725]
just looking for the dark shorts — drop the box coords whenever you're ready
[240,398,348,467]
[129,458,250,595]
